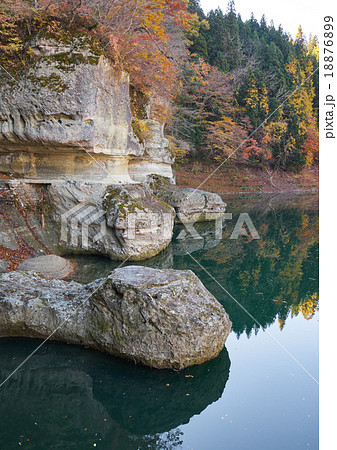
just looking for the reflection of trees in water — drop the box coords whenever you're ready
[0,339,230,449]
[68,196,318,338]
[292,292,319,321]
[132,430,183,449]
[69,197,318,338]
[175,204,319,337]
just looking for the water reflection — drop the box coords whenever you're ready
[0,339,230,448]
[0,194,318,449]
[185,196,319,337]
[70,194,319,338]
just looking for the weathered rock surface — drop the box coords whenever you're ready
[18,255,75,279]
[46,181,175,261]
[149,176,226,223]
[91,266,231,368]
[0,260,7,272]
[0,266,231,369]
[0,38,174,183]
[128,120,174,183]
[0,180,60,270]
[103,184,174,260]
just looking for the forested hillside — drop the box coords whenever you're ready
[0,0,319,172]
[169,0,319,172]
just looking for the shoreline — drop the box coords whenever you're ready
[175,164,319,196]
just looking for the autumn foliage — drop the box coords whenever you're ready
[0,0,319,172]
[0,0,190,101]
[173,1,319,172]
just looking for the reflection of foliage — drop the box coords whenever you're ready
[292,292,319,321]
[174,197,319,337]
[132,430,183,449]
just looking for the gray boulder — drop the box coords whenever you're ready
[103,184,175,260]
[0,271,91,345]
[0,267,231,369]
[46,181,175,261]
[0,260,7,273]
[149,176,226,223]
[18,255,75,279]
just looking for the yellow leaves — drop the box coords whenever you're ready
[136,0,167,42]
[259,86,269,116]
[301,214,309,230]
[293,293,319,320]
[189,58,211,86]
[220,115,234,123]
[200,19,210,31]
[166,135,187,163]
[244,75,259,112]
[286,60,300,84]
[185,13,209,40]
[131,118,151,143]
[286,60,297,75]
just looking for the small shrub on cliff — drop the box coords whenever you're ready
[131,119,151,144]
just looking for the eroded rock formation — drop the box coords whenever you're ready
[0,37,226,263]
[0,267,232,369]
[0,38,174,183]
[149,175,226,222]
[45,181,175,261]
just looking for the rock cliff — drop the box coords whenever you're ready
[0,38,174,183]
[0,37,226,263]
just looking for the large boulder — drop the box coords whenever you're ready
[0,267,231,369]
[149,175,226,223]
[45,181,175,261]
[103,184,174,260]
[90,266,231,369]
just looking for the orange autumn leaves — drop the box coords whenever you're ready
[1,0,190,102]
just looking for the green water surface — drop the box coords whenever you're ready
[0,194,319,449]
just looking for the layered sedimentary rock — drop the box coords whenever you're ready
[128,120,174,182]
[0,267,232,369]
[0,36,227,265]
[0,38,174,183]
[45,181,175,261]
[0,180,60,271]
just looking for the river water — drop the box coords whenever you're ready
[0,194,319,449]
